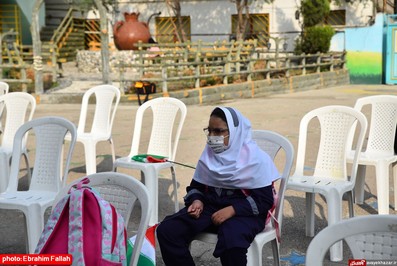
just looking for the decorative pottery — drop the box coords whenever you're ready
[113,12,151,50]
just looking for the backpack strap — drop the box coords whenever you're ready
[35,195,70,253]
[267,182,280,243]
[241,182,281,243]
[94,191,127,263]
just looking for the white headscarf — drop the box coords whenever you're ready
[193,107,279,189]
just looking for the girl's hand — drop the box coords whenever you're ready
[211,206,235,225]
[188,200,204,219]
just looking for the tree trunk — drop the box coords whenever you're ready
[165,0,186,43]
[176,7,186,42]
[32,0,44,94]
[235,0,250,41]
[93,0,110,84]
[394,0,397,13]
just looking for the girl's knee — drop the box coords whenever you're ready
[156,222,168,240]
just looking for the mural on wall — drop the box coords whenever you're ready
[331,14,384,84]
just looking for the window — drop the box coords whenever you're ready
[231,13,269,47]
[325,10,346,26]
[155,16,191,43]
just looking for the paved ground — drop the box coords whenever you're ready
[1,78,397,265]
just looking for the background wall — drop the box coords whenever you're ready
[332,13,384,84]
[4,0,45,45]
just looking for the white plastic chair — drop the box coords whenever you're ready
[0,92,36,192]
[306,215,397,265]
[0,81,9,132]
[65,84,120,175]
[0,81,9,95]
[53,172,151,266]
[0,116,77,253]
[287,105,368,262]
[192,130,294,266]
[113,97,187,225]
[346,95,397,214]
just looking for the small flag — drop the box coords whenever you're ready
[127,224,158,266]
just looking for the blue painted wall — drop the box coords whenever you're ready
[331,13,385,84]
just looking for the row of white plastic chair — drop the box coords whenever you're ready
[0,114,151,266]
[194,98,397,265]
[0,84,288,265]
[0,89,36,193]
[287,95,397,263]
[0,83,153,266]
[0,84,187,262]
[194,97,395,264]
[55,87,397,265]
[0,83,187,240]
[0,81,9,132]
[0,116,77,254]
[62,85,187,226]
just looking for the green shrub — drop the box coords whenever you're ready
[295,25,335,54]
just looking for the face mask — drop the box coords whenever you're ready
[207,135,228,153]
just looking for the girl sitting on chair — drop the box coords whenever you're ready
[156,106,279,266]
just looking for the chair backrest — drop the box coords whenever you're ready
[353,95,397,156]
[53,172,151,266]
[0,92,36,151]
[77,84,120,136]
[128,97,187,160]
[294,105,367,182]
[0,81,9,95]
[0,81,9,115]
[306,215,397,265]
[6,116,77,193]
[252,130,294,231]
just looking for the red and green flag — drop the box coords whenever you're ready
[127,224,158,266]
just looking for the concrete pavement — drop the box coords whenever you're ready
[1,83,397,265]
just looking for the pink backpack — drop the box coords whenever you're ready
[35,178,127,266]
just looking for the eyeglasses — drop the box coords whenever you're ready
[203,127,229,136]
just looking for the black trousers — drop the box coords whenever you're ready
[157,207,267,266]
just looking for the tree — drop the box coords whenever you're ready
[32,0,44,94]
[64,0,111,83]
[301,0,330,27]
[295,0,334,55]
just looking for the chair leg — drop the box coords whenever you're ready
[0,153,9,192]
[354,165,367,204]
[393,162,397,210]
[305,192,315,237]
[347,190,354,218]
[23,152,31,185]
[170,166,179,212]
[326,190,343,262]
[246,241,261,266]
[375,162,390,214]
[83,141,97,175]
[109,138,115,163]
[24,204,44,253]
[141,168,159,226]
[271,239,280,266]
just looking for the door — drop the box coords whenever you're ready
[386,14,397,84]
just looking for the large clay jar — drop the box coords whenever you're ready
[113,12,151,50]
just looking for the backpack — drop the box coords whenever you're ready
[132,81,156,106]
[35,178,127,266]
